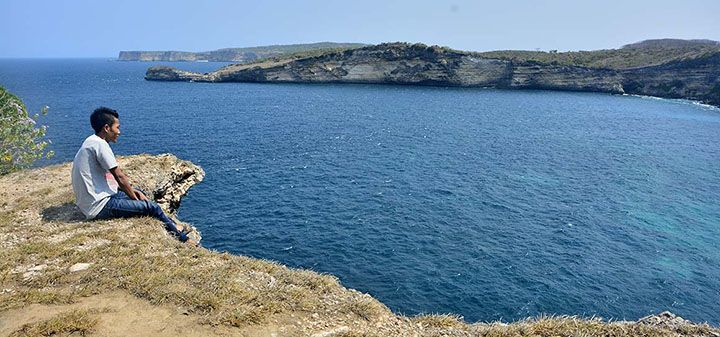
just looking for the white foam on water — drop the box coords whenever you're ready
[625,94,720,111]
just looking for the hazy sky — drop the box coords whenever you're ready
[2,0,719,57]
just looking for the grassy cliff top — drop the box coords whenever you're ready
[1,155,717,336]
[475,39,720,70]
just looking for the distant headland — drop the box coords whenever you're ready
[118,42,367,62]
[143,39,720,107]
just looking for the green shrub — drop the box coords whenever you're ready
[0,86,53,175]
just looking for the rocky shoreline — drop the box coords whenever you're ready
[145,42,720,108]
[1,154,718,336]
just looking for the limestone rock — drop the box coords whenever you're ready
[311,326,350,337]
[69,263,91,272]
[638,311,693,330]
[119,154,205,242]
[27,264,47,272]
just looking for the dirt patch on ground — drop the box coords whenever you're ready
[0,291,237,337]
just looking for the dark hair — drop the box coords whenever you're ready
[90,106,119,134]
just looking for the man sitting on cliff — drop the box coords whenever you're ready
[71,107,194,245]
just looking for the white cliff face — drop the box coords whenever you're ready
[510,64,625,93]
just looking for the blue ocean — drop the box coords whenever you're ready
[1,59,719,324]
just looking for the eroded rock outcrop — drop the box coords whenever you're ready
[124,154,206,215]
[116,154,205,242]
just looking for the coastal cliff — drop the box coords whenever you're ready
[145,40,720,107]
[1,154,718,336]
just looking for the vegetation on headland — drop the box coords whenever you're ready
[242,45,372,65]
[475,39,720,70]
[218,38,720,70]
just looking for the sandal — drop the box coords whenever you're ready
[167,224,190,242]
[167,223,200,247]
[180,225,193,239]
[180,225,201,247]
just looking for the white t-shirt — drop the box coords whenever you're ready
[71,134,118,219]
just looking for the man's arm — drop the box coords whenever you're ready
[109,166,148,201]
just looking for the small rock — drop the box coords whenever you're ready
[69,263,92,272]
[638,311,696,330]
[311,326,350,337]
[28,264,47,272]
[23,264,49,279]
[11,265,31,274]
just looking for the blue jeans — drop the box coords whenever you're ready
[95,188,188,242]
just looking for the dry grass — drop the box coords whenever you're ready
[341,293,389,321]
[9,309,99,337]
[469,315,718,337]
[0,289,76,311]
[414,313,467,330]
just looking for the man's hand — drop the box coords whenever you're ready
[135,190,149,201]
